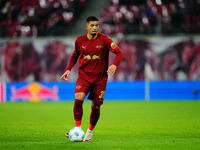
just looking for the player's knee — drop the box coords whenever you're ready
[92,102,100,109]
[75,92,86,100]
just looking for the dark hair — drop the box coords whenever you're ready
[86,16,99,23]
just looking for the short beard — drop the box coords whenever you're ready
[91,33,96,37]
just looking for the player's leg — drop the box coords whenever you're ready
[73,77,90,128]
[74,92,86,127]
[84,102,100,141]
[66,77,90,138]
[84,81,106,141]
[66,92,86,138]
[89,102,101,130]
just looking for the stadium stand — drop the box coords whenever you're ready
[99,0,200,35]
[0,0,87,37]
[1,0,200,37]
[0,0,200,82]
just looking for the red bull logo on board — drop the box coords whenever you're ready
[10,82,59,102]
[0,82,6,103]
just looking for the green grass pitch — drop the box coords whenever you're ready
[0,101,200,150]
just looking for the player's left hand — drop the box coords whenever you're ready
[107,64,117,75]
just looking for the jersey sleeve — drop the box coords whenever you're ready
[66,38,80,71]
[106,37,124,66]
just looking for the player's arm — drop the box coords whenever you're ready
[61,39,80,81]
[60,50,79,81]
[107,40,124,75]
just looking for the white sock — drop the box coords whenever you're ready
[88,129,93,132]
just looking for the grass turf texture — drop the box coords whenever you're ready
[0,101,200,150]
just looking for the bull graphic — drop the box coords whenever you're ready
[84,55,91,60]
[84,54,101,60]
[92,55,100,60]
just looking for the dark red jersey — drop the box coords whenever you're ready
[67,33,123,83]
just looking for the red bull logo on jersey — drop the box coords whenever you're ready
[84,54,101,60]
[84,55,91,60]
[10,82,59,102]
[92,55,100,60]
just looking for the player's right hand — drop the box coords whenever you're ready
[60,70,71,81]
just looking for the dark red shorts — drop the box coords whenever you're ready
[74,76,107,105]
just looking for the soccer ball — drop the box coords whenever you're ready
[69,127,85,142]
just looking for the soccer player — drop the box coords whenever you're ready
[61,16,123,141]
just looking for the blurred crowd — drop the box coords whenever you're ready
[0,0,200,37]
[0,0,86,37]
[0,0,200,81]
[100,0,200,35]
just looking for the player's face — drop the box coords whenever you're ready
[86,21,99,36]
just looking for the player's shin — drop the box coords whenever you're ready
[73,99,83,127]
[89,105,100,131]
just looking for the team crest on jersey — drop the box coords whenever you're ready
[75,85,82,89]
[96,45,102,50]
[111,42,117,49]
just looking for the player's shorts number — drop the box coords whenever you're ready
[99,91,105,99]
